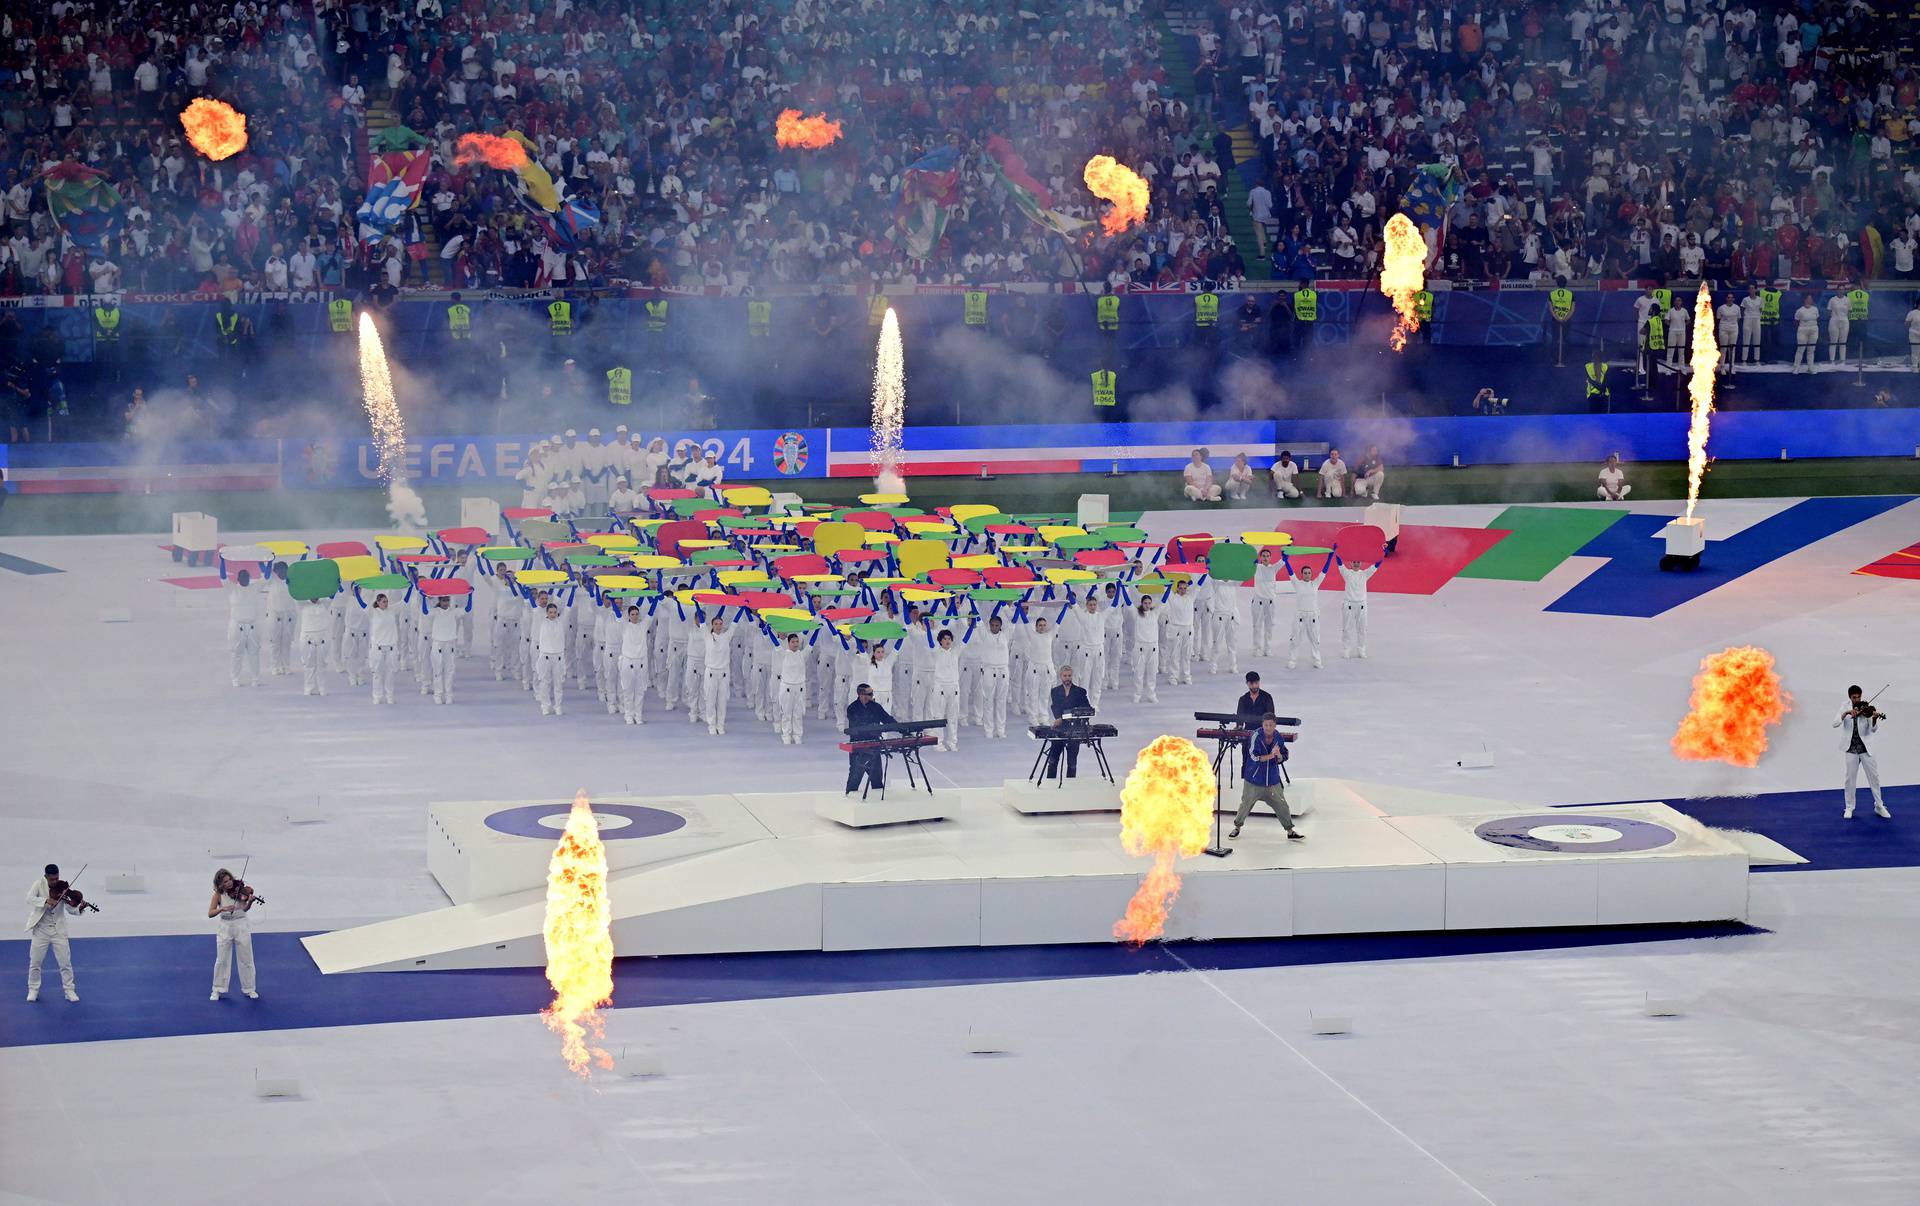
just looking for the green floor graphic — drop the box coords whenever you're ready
[1459,506,1631,581]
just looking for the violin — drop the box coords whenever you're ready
[227,879,267,907]
[1850,704,1888,722]
[49,879,100,914]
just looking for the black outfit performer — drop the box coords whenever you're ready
[1235,673,1275,724]
[1044,680,1093,779]
[845,687,896,795]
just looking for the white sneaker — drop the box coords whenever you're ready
[1843,808,1854,819]
[25,990,37,1002]
[1875,804,1893,819]
[244,990,258,1000]
[63,990,79,1003]
[211,991,222,1001]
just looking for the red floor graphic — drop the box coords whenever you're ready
[1855,542,1920,581]
[1266,521,1513,595]
[161,576,225,590]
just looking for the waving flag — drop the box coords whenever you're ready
[476,131,600,249]
[37,162,122,254]
[985,136,1088,238]
[1399,162,1462,262]
[355,125,433,242]
[896,145,961,258]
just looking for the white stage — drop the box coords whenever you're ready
[303,779,1749,972]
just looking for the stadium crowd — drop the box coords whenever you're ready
[0,0,1914,298]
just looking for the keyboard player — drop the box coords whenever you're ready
[845,683,896,795]
[1235,671,1275,725]
[1044,665,1093,779]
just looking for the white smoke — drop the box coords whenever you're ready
[386,482,428,532]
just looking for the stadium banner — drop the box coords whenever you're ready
[0,439,280,494]
[825,421,1280,477]
[281,428,828,489]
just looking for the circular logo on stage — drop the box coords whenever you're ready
[1473,814,1677,854]
[483,803,688,841]
[774,432,809,475]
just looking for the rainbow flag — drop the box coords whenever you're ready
[985,136,1088,239]
[37,161,121,254]
[896,146,960,257]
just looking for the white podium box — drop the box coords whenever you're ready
[1001,777,1120,814]
[1077,493,1111,528]
[172,511,218,552]
[459,497,502,535]
[1661,516,1706,557]
[1362,502,1402,544]
[814,789,958,829]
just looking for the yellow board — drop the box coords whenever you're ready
[858,492,910,505]
[949,504,1000,524]
[896,587,951,602]
[811,521,867,559]
[894,538,951,580]
[900,518,956,533]
[951,553,1001,571]
[513,568,569,586]
[721,486,773,507]
[999,546,1045,558]
[862,531,900,546]
[625,553,682,570]
[584,533,640,550]
[372,536,427,552]
[676,539,728,550]
[757,606,815,621]
[628,518,667,531]
[259,539,311,556]
[864,576,910,588]
[718,569,773,586]
[1038,525,1088,543]
[333,554,382,583]
[756,543,802,553]
[594,574,651,591]
[1043,568,1097,584]
[1160,564,1204,576]
[791,573,843,584]
[1242,531,1292,547]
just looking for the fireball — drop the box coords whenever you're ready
[1684,283,1720,520]
[455,132,530,169]
[1083,156,1150,236]
[541,791,615,1076]
[180,98,248,161]
[776,109,844,150]
[1672,646,1790,768]
[1380,213,1426,351]
[1113,736,1216,945]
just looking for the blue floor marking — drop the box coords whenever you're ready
[0,551,63,575]
[1544,495,1912,617]
[0,923,1757,1050]
[1603,783,1917,873]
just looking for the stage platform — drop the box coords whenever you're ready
[302,779,1750,973]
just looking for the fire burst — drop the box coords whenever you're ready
[870,306,906,493]
[776,109,843,149]
[1672,646,1791,768]
[180,98,248,161]
[455,132,529,169]
[1684,283,1720,520]
[1083,156,1149,236]
[1113,736,1216,945]
[542,791,615,1076]
[1380,213,1426,351]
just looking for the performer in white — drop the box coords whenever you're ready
[1131,596,1161,703]
[771,629,811,745]
[227,568,263,687]
[484,565,521,682]
[515,444,551,508]
[1159,578,1197,685]
[1334,550,1383,658]
[1182,448,1222,502]
[1317,449,1348,498]
[296,595,334,696]
[532,600,569,716]
[974,614,1013,736]
[1070,595,1108,708]
[1738,288,1763,366]
[1101,583,1127,688]
[424,594,462,704]
[1251,548,1283,655]
[1208,574,1242,674]
[1715,296,1740,376]
[207,868,258,1000]
[1281,550,1326,669]
[1597,452,1632,500]
[924,623,967,751]
[265,563,297,674]
[1907,299,1920,371]
[1021,612,1063,725]
[1825,290,1850,365]
[1663,297,1688,369]
[700,613,742,735]
[25,864,81,1002]
[362,591,400,704]
[1272,451,1303,500]
[618,603,650,725]
[1835,686,1892,819]
[1792,295,1820,372]
[1351,445,1387,500]
[607,476,642,513]
[1223,452,1256,500]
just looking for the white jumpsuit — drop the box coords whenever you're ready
[682,615,708,722]
[1826,294,1850,363]
[974,628,1012,737]
[488,578,522,681]
[1739,294,1762,364]
[1023,624,1059,724]
[427,602,461,703]
[1131,608,1161,703]
[211,891,256,996]
[367,603,400,704]
[1339,562,1379,658]
[1103,596,1126,686]
[1160,592,1196,684]
[700,625,739,734]
[1286,574,1324,668]
[618,617,650,724]
[297,600,333,696]
[1793,304,1819,371]
[1251,561,1281,655]
[532,614,569,715]
[265,580,297,673]
[772,644,808,743]
[228,580,262,686]
[1208,579,1241,673]
[1715,304,1739,375]
[863,646,897,713]
[1070,605,1107,708]
[927,641,963,750]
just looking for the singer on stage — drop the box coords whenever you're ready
[1232,715,1304,841]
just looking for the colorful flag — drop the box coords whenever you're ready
[896,145,961,258]
[1399,161,1462,260]
[356,146,433,241]
[985,136,1089,238]
[37,161,121,254]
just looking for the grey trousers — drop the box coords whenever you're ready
[1235,781,1295,831]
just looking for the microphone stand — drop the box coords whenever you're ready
[1205,735,1237,858]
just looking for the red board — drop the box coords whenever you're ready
[834,549,889,564]
[646,488,697,501]
[315,541,371,559]
[162,576,224,590]
[1276,520,1512,595]
[842,511,898,532]
[926,568,983,586]
[772,554,832,578]
[1158,561,1210,576]
[1167,534,1215,563]
[1333,524,1387,565]
[738,591,797,609]
[416,578,473,597]
[820,607,873,622]
[654,519,709,559]
[436,526,490,546]
[392,553,451,564]
[502,507,552,520]
[692,592,748,607]
[986,523,1038,536]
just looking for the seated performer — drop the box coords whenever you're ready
[844,683,897,795]
[1044,665,1093,779]
[1597,452,1631,500]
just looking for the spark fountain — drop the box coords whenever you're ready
[356,312,426,529]
[1661,283,1720,570]
[541,791,615,1077]
[870,306,907,494]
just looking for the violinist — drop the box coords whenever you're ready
[208,868,260,1001]
[1835,686,1892,821]
[24,863,81,1003]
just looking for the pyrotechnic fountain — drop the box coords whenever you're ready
[1672,647,1790,767]
[870,306,907,494]
[356,312,426,530]
[1661,284,1720,569]
[1113,736,1216,945]
[541,791,614,1077]
[1379,213,1426,351]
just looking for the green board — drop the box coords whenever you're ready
[354,573,409,593]
[285,560,341,602]
[1458,506,1629,581]
[1205,543,1258,583]
[766,615,821,635]
[965,587,1029,603]
[480,547,537,562]
[848,620,909,641]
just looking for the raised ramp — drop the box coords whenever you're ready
[302,781,1750,972]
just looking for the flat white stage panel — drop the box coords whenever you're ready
[304,781,1751,972]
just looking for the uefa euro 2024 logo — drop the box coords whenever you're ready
[774,432,808,475]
